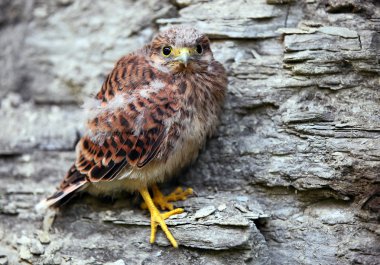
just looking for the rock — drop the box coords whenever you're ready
[37,230,51,245]
[305,202,355,225]
[0,96,83,153]
[217,204,227,211]
[157,0,298,39]
[234,203,249,213]
[236,195,249,202]
[57,0,74,6]
[104,260,126,265]
[156,223,252,250]
[284,33,361,52]
[19,245,32,261]
[29,239,45,255]
[0,256,8,265]
[41,255,62,265]
[16,236,31,246]
[0,0,379,264]
[317,26,358,38]
[193,206,216,219]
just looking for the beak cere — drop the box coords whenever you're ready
[176,48,191,67]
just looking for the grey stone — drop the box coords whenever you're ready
[104,260,126,265]
[156,224,252,250]
[0,0,379,264]
[284,33,361,52]
[19,245,32,261]
[267,0,294,4]
[157,0,297,39]
[0,256,8,265]
[217,204,227,211]
[41,255,62,265]
[0,93,83,154]
[317,26,358,38]
[29,239,45,255]
[193,205,216,219]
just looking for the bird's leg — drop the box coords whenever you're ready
[139,188,183,248]
[141,184,193,211]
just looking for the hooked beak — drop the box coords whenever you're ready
[175,48,191,67]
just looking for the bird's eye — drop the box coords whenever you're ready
[196,44,203,54]
[162,46,172,56]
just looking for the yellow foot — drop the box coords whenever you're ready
[139,188,184,248]
[141,184,193,211]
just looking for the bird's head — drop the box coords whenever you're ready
[149,26,214,74]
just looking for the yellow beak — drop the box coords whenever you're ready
[175,48,191,67]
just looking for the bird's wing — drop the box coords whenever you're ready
[42,54,179,207]
[76,54,179,182]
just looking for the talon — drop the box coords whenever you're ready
[139,185,193,247]
[140,188,183,247]
[151,184,193,211]
[162,208,184,219]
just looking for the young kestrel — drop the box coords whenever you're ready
[38,26,227,247]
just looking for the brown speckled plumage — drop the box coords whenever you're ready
[39,26,227,246]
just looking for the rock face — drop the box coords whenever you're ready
[0,0,379,264]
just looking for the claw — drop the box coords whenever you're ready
[141,185,193,211]
[140,188,185,247]
[149,207,184,247]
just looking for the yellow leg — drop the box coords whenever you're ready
[139,188,183,248]
[141,184,193,211]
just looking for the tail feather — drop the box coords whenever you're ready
[36,165,89,211]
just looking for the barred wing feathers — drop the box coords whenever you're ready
[41,54,178,207]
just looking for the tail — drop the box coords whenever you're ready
[36,165,89,212]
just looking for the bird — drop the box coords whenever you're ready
[37,26,228,248]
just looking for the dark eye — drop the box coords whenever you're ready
[162,46,172,56]
[196,44,203,54]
